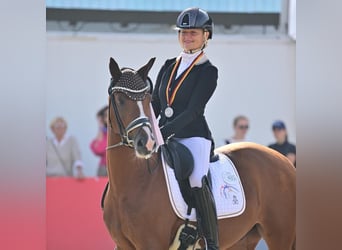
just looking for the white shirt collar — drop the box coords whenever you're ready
[179,50,202,64]
[52,134,70,146]
[176,50,207,78]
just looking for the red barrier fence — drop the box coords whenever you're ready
[46,177,114,250]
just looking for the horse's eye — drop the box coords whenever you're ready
[117,95,125,106]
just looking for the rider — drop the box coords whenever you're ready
[152,7,219,249]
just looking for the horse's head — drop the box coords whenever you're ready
[107,57,157,159]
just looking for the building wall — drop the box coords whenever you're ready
[46,32,295,176]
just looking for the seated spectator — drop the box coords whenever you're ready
[268,120,296,166]
[225,115,250,144]
[90,106,108,177]
[46,117,85,178]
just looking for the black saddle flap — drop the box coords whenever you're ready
[161,138,194,181]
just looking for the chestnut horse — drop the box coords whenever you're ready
[102,57,296,250]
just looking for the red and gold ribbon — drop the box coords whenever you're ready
[165,51,204,106]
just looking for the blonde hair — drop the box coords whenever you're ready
[50,117,67,130]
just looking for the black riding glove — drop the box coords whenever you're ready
[160,125,174,142]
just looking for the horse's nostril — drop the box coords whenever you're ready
[137,139,144,147]
[136,136,147,148]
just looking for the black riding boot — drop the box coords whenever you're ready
[192,176,219,250]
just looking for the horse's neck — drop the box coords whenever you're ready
[108,149,162,195]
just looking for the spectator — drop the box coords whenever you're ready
[46,117,85,178]
[268,120,296,166]
[225,115,250,144]
[90,105,108,177]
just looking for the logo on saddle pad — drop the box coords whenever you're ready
[162,153,246,221]
[220,171,240,200]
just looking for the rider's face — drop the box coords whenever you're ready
[178,29,208,52]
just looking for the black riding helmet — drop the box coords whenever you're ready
[176,7,213,39]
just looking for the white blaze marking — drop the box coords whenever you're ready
[137,101,145,117]
[137,101,154,151]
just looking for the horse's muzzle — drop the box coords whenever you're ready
[133,127,156,159]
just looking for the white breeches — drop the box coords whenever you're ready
[174,137,211,188]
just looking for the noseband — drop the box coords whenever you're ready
[106,76,153,151]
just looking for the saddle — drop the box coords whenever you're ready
[161,138,194,181]
[161,138,220,210]
[161,138,195,209]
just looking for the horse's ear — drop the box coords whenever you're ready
[137,57,156,82]
[109,57,122,82]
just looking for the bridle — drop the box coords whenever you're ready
[106,75,154,151]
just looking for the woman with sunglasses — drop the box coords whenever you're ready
[225,115,250,144]
[152,7,218,249]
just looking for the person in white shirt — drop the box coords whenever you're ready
[46,117,85,179]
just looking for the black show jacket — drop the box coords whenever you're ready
[152,57,218,140]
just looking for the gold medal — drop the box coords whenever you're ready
[165,107,174,118]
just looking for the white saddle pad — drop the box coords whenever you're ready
[162,153,246,221]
